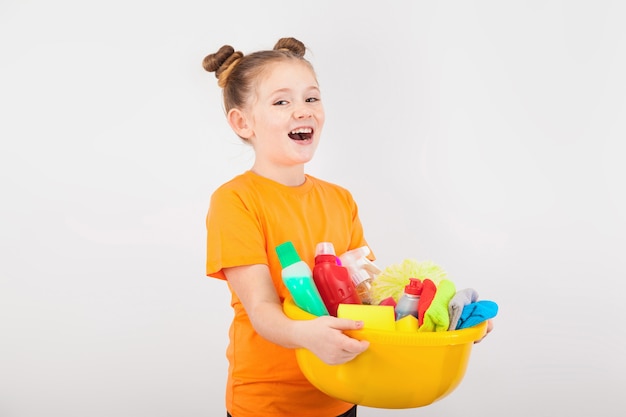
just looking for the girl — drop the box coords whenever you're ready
[203,37,372,417]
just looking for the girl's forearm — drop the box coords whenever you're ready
[247,300,303,349]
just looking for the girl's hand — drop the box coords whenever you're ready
[294,316,370,365]
[224,264,369,363]
[474,319,494,344]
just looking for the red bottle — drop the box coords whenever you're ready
[312,242,362,316]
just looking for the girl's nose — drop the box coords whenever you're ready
[294,107,312,119]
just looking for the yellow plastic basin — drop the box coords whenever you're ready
[284,297,487,409]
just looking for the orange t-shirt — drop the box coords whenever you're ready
[206,171,372,417]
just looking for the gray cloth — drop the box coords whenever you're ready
[448,288,479,330]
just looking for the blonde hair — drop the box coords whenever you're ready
[202,37,314,112]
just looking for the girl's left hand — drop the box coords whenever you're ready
[474,319,494,344]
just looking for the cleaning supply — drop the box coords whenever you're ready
[419,279,456,332]
[448,288,479,331]
[283,296,489,409]
[394,278,422,320]
[456,300,498,329]
[312,242,362,316]
[417,278,437,327]
[351,269,375,305]
[337,304,396,331]
[339,246,381,305]
[379,297,397,308]
[275,241,329,316]
[369,259,448,305]
[395,314,419,332]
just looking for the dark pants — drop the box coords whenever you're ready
[227,404,357,417]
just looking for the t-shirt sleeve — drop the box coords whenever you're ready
[205,186,269,280]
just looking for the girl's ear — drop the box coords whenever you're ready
[227,108,253,139]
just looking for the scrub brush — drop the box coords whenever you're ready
[369,259,448,305]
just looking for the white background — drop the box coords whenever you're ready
[2,1,625,416]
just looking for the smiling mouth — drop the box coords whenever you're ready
[288,127,313,140]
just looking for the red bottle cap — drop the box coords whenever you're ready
[404,278,423,295]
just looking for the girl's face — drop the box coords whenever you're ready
[242,60,325,171]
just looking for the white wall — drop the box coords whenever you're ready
[2,1,625,416]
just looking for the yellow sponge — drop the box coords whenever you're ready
[395,315,419,332]
[337,304,396,331]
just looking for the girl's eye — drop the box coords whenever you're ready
[306,97,320,103]
[273,100,289,105]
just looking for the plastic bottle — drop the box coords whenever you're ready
[275,241,329,316]
[339,246,382,277]
[349,269,374,305]
[312,242,362,316]
[395,278,422,320]
[338,246,381,305]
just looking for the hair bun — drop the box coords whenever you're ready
[202,45,244,81]
[273,37,306,57]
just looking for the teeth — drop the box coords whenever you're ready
[290,128,312,134]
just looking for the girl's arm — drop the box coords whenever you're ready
[223,263,370,365]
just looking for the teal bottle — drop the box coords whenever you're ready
[276,241,329,316]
